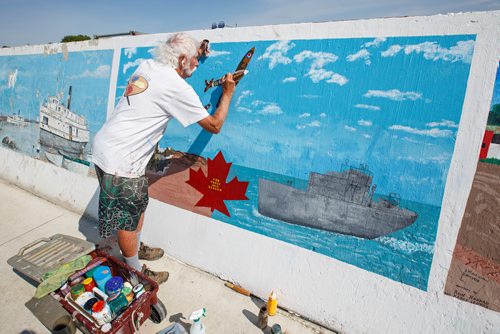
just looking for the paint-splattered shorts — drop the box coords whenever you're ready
[95,166,149,238]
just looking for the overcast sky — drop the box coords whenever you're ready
[0,0,499,47]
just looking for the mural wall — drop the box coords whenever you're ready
[444,62,500,311]
[116,35,475,290]
[0,50,113,175]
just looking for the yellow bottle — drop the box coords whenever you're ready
[267,291,277,316]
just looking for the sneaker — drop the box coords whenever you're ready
[138,242,165,261]
[141,265,169,285]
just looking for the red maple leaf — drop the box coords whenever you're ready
[186,151,249,216]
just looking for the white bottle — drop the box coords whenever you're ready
[189,308,206,334]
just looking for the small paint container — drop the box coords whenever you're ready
[121,282,134,304]
[108,292,129,317]
[132,284,144,299]
[70,283,85,300]
[93,266,112,292]
[105,276,124,298]
[85,266,99,278]
[83,277,96,292]
[75,292,94,308]
[83,297,99,313]
[91,300,112,326]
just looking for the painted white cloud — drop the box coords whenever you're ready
[208,50,231,57]
[397,152,452,164]
[425,119,458,128]
[389,125,453,138]
[364,89,422,101]
[381,40,475,64]
[258,40,296,69]
[344,125,356,132]
[300,94,321,99]
[71,65,111,79]
[293,51,348,85]
[381,45,403,57]
[320,113,326,118]
[362,38,387,48]
[123,58,146,74]
[236,90,253,106]
[296,120,321,129]
[237,107,252,113]
[346,49,371,65]
[299,113,310,118]
[124,47,137,59]
[282,77,297,83]
[252,100,283,115]
[8,69,18,88]
[363,134,372,139]
[355,104,380,111]
[358,119,372,127]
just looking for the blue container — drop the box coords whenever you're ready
[92,266,112,292]
[105,276,124,298]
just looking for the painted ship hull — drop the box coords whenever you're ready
[258,179,418,239]
[40,128,86,157]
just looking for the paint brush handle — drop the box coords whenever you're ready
[224,282,251,296]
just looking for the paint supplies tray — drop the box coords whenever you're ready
[9,235,167,334]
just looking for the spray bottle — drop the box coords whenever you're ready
[189,308,206,334]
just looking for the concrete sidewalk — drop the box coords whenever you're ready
[0,178,335,334]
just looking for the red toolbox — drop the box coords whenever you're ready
[8,234,167,334]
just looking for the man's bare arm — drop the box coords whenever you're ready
[198,73,235,134]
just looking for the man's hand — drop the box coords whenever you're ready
[198,73,235,134]
[221,73,235,96]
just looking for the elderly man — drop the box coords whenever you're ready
[92,33,235,284]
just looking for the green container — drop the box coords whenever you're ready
[70,283,85,300]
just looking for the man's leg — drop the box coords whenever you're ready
[118,213,144,271]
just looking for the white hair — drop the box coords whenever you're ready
[154,33,199,68]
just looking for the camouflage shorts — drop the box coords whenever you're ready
[95,166,149,238]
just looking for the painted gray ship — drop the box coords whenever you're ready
[39,86,89,158]
[258,164,418,239]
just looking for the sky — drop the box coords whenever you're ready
[0,0,498,47]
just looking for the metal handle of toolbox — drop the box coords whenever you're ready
[17,238,51,256]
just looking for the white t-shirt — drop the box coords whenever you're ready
[92,59,209,177]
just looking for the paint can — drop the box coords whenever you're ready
[93,266,112,292]
[132,283,144,299]
[82,277,96,292]
[91,300,112,326]
[70,284,85,300]
[105,276,124,298]
[107,292,129,317]
[75,292,94,308]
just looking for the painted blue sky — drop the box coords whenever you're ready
[491,62,500,108]
[0,51,113,133]
[0,0,498,47]
[117,35,475,207]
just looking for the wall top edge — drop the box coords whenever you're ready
[0,10,498,56]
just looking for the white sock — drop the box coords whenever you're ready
[137,231,142,251]
[124,254,142,271]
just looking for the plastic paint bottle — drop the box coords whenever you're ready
[93,266,112,291]
[189,308,206,334]
[91,300,112,326]
[257,305,268,329]
[267,291,277,316]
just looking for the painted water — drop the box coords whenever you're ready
[211,164,440,291]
